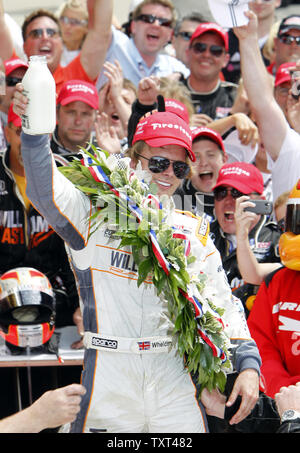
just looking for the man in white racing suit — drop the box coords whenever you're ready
[16,102,260,432]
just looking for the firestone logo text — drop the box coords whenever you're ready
[66,84,94,95]
[221,167,250,177]
[150,122,192,140]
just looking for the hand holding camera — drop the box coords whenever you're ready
[244,199,273,215]
[235,196,273,244]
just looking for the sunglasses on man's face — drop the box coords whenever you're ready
[136,154,190,179]
[279,34,300,46]
[190,42,225,57]
[175,31,193,41]
[213,186,245,202]
[135,14,173,28]
[6,76,23,87]
[27,28,60,39]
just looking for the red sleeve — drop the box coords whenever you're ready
[53,54,97,95]
[247,280,300,398]
[63,54,96,84]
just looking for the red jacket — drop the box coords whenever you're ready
[248,267,300,398]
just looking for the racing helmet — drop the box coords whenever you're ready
[279,180,300,270]
[0,267,55,348]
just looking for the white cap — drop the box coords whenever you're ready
[207,0,249,28]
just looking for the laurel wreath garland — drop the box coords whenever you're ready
[59,145,232,393]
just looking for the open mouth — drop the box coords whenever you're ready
[111,113,120,122]
[147,33,159,41]
[199,61,212,68]
[224,211,235,221]
[199,172,213,181]
[38,46,52,56]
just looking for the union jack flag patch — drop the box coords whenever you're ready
[138,341,150,350]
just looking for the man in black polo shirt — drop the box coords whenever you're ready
[180,22,237,124]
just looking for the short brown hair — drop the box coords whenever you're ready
[22,9,61,41]
[132,0,176,25]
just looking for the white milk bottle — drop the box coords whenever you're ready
[21,55,56,134]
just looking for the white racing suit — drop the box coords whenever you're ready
[21,133,261,433]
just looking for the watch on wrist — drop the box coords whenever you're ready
[281,409,300,423]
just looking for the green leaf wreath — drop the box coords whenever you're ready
[59,146,232,394]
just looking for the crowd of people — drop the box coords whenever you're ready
[0,0,299,434]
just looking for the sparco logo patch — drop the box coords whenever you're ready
[91,337,118,349]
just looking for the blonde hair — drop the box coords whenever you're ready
[274,190,290,210]
[159,77,194,121]
[123,78,138,98]
[126,141,147,164]
[262,21,280,64]
[56,0,88,20]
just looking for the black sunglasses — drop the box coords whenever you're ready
[175,31,192,41]
[136,154,190,179]
[27,28,60,39]
[190,42,225,57]
[214,187,245,202]
[279,34,300,46]
[135,14,173,28]
[6,76,23,87]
